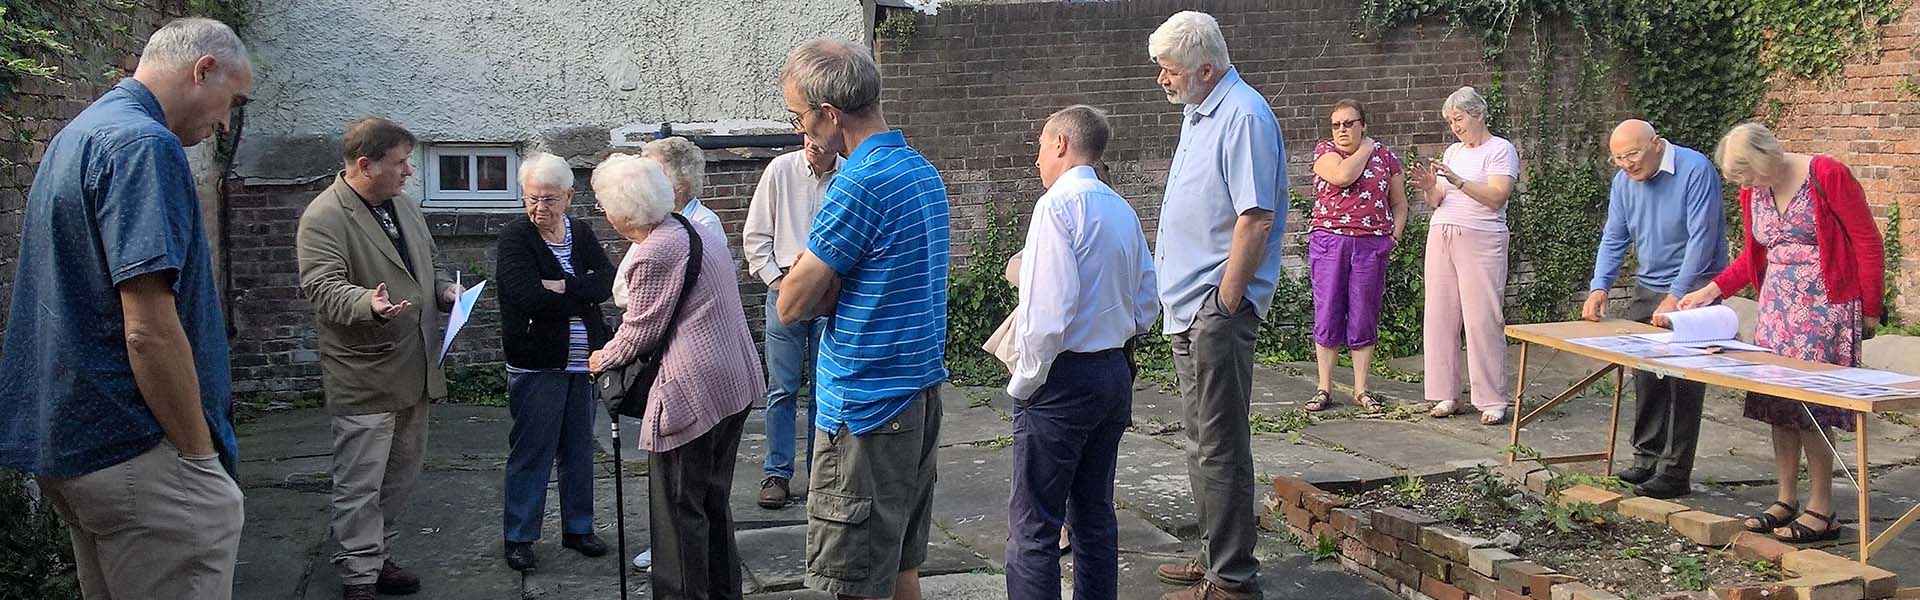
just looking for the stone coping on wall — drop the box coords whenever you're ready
[1261,466,1900,600]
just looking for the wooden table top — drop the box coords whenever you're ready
[1506,320,1920,413]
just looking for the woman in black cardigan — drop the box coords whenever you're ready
[495,153,616,571]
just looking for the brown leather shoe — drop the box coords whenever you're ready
[758,476,790,509]
[1156,558,1206,586]
[342,584,376,600]
[376,561,421,595]
[1160,580,1258,600]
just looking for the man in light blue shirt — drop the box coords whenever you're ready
[1582,119,1726,500]
[1146,11,1286,600]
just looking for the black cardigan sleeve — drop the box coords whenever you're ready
[496,221,580,320]
[563,221,616,306]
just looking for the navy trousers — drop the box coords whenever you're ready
[502,370,597,543]
[1005,349,1132,600]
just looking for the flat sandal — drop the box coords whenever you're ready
[1742,501,1798,533]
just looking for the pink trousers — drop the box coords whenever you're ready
[1423,224,1510,412]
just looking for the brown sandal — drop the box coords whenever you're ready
[1356,391,1386,413]
[1306,390,1334,412]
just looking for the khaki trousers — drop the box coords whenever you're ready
[39,440,244,600]
[330,400,429,584]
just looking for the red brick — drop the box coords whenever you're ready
[1709,582,1791,600]
[1374,506,1440,542]
[1402,542,1452,582]
[1270,475,1316,507]
[1727,532,1796,564]
[1497,561,1556,595]
[1283,503,1315,532]
[1330,507,1365,537]
[1358,525,1401,558]
[1529,572,1578,600]
[1341,536,1379,568]
[1378,556,1423,587]
[1452,567,1500,599]
[1423,575,1469,600]
[1311,521,1338,546]
[1302,489,1349,519]
[1497,589,1531,600]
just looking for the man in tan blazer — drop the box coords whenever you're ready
[296,117,461,600]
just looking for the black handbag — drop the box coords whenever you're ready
[597,213,703,419]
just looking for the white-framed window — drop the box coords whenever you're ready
[423,144,520,210]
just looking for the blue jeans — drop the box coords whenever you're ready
[763,286,825,481]
[502,370,597,543]
[1005,350,1131,600]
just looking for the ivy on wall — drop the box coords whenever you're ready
[1352,0,1900,333]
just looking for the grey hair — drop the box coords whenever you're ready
[1442,86,1488,119]
[1045,105,1112,162]
[640,136,706,199]
[139,18,250,77]
[1148,11,1231,72]
[781,37,882,115]
[518,152,574,190]
[592,154,674,227]
[1715,122,1788,184]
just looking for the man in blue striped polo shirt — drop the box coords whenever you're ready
[775,37,951,600]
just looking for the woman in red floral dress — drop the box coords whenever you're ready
[1680,123,1884,543]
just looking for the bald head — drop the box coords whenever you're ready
[1610,119,1665,181]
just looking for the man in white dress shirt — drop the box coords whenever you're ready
[1003,105,1158,600]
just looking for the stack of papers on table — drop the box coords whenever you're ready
[1631,305,1773,352]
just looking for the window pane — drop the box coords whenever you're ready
[477,155,508,191]
[438,154,470,191]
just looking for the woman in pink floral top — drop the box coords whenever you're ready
[1305,99,1407,413]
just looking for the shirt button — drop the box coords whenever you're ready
[890,422,901,432]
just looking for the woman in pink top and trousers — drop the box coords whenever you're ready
[588,154,764,599]
[1411,86,1522,426]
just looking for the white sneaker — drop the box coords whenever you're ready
[631,548,652,570]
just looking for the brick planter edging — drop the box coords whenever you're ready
[1261,472,1901,600]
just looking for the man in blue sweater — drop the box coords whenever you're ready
[1582,119,1728,499]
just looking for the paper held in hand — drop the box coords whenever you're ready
[439,280,487,366]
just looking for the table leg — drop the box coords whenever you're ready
[1859,410,1872,563]
[1509,342,1529,465]
[1605,367,1623,477]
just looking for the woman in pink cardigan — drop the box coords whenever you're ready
[587,154,763,597]
[1679,123,1884,543]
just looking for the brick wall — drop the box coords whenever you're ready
[873,0,1597,302]
[222,154,774,396]
[0,1,188,335]
[1762,6,1920,321]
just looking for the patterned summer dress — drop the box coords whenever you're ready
[1743,174,1862,431]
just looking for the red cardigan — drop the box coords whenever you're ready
[1713,155,1884,320]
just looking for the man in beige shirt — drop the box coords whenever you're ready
[743,137,841,508]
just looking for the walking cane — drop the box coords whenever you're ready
[609,410,629,600]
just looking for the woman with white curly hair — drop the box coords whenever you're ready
[587,154,763,598]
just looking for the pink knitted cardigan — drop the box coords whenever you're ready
[598,219,763,452]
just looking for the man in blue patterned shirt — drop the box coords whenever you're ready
[775,37,950,600]
[0,18,250,600]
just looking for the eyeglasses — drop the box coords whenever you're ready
[1331,118,1364,130]
[524,195,565,206]
[787,106,819,132]
[1610,148,1646,164]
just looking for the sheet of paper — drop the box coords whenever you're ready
[1631,333,1773,353]
[1804,385,1920,400]
[439,280,487,365]
[1706,364,1810,382]
[1570,335,1707,358]
[1823,367,1920,386]
[1651,355,1755,370]
[1771,375,1861,389]
[1662,305,1740,343]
